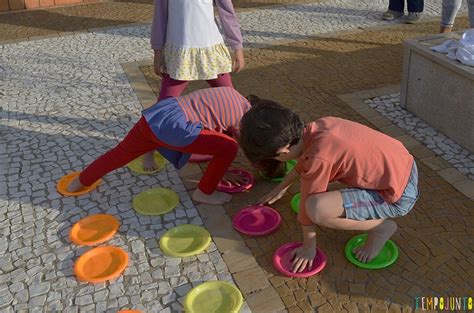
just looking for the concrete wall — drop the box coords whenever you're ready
[400,33,474,153]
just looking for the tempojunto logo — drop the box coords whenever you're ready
[415,296,473,311]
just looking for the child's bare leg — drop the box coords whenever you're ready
[142,151,158,171]
[306,191,397,262]
[192,189,232,205]
[67,175,85,193]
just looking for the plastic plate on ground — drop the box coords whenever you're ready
[273,242,327,278]
[259,160,297,182]
[291,193,301,214]
[184,281,243,313]
[132,188,179,216]
[57,172,102,196]
[159,224,211,257]
[189,154,213,163]
[127,152,167,175]
[216,168,254,193]
[74,246,128,283]
[69,214,119,246]
[345,234,399,269]
[233,205,282,236]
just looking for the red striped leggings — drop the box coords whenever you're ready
[79,117,238,194]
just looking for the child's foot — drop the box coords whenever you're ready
[192,189,232,205]
[353,220,397,263]
[67,176,86,193]
[142,152,158,171]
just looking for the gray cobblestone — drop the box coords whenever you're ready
[29,282,50,297]
[75,294,93,306]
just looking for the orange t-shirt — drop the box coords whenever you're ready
[296,117,414,226]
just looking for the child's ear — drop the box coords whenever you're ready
[276,145,291,155]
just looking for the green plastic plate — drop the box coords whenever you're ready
[259,160,297,182]
[291,193,301,214]
[344,234,399,269]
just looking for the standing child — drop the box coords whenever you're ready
[239,98,419,272]
[143,0,245,171]
[66,87,251,205]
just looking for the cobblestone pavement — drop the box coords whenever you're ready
[366,94,474,180]
[1,1,473,313]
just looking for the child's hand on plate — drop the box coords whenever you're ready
[291,246,316,273]
[222,171,247,186]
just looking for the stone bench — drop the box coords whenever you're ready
[400,31,474,153]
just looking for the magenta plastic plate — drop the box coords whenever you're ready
[233,205,282,236]
[216,168,254,193]
[189,154,213,163]
[273,242,327,278]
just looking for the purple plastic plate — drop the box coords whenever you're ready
[233,205,282,236]
[216,168,254,193]
[273,242,327,278]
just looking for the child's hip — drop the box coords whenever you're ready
[341,161,419,220]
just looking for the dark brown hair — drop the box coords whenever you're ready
[239,95,304,171]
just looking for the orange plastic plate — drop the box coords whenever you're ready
[69,214,120,246]
[57,172,101,196]
[74,246,128,283]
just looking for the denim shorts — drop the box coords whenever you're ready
[341,161,419,221]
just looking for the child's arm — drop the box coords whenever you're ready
[291,225,317,273]
[215,0,243,50]
[258,168,299,205]
[215,0,245,72]
[150,0,168,76]
[151,0,168,50]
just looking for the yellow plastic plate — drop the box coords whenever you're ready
[127,152,167,175]
[132,188,179,216]
[184,281,243,313]
[159,224,211,257]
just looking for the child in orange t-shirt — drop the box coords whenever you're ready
[239,97,419,273]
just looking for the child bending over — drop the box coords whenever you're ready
[239,97,419,272]
[66,87,250,205]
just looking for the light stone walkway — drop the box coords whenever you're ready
[366,93,474,180]
[0,0,468,312]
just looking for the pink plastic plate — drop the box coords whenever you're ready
[233,205,282,236]
[273,242,327,278]
[216,168,254,193]
[189,154,213,163]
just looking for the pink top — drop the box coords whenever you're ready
[176,87,251,136]
[151,0,244,50]
[295,117,414,226]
